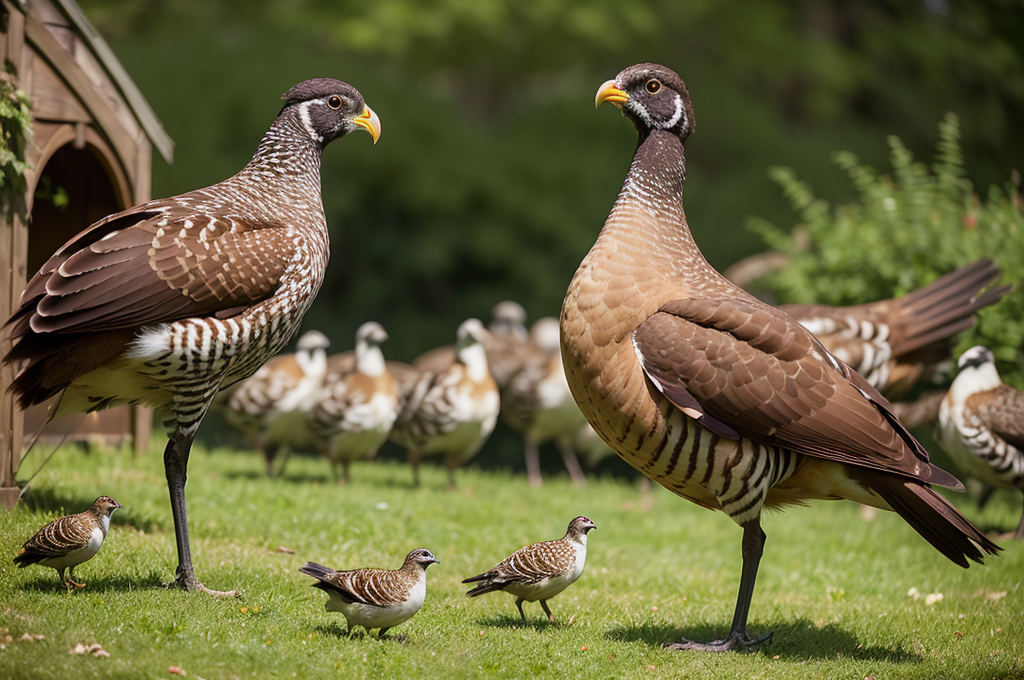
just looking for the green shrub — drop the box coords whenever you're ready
[749,114,1024,388]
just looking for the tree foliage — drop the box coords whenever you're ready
[750,114,1024,387]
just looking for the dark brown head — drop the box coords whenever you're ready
[596,63,695,142]
[281,78,381,146]
[90,496,123,517]
[566,516,596,539]
[404,548,440,571]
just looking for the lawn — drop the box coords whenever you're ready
[1,439,1021,679]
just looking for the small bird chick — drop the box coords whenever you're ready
[463,516,595,622]
[300,548,440,638]
[14,495,123,589]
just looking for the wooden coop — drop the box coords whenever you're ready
[0,0,173,509]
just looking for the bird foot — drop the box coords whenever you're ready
[172,573,240,598]
[65,578,86,590]
[666,630,773,652]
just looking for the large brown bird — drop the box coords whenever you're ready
[560,63,998,651]
[3,79,380,596]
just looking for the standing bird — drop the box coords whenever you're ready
[501,317,588,487]
[390,319,500,489]
[560,63,998,651]
[300,548,440,638]
[3,79,380,596]
[14,495,122,589]
[938,346,1024,539]
[221,329,331,477]
[784,259,1008,399]
[309,322,400,483]
[463,516,595,623]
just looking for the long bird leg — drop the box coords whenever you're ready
[668,519,772,652]
[165,415,239,597]
[555,438,587,487]
[1016,491,1024,540]
[540,600,556,622]
[515,597,527,622]
[524,436,543,488]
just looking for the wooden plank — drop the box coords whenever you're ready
[25,53,90,122]
[23,9,139,187]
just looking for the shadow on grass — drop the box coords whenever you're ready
[475,613,565,631]
[605,619,920,663]
[312,623,408,642]
[20,571,167,594]
[17,487,162,533]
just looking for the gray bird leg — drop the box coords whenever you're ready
[165,424,238,597]
[555,437,587,487]
[409,449,422,488]
[1016,491,1024,540]
[667,519,772,652]
[516,597,527,622]
[540,600,555,622]
[524,436,543,488]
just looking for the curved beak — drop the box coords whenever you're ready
[595,80,628,108]
[353,105,381,144]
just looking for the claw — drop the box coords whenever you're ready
[665,630,773,652]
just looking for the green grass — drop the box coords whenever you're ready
[1,441,1022,679]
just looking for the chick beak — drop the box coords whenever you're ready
[353,106,381,144]
[595,80,629,108]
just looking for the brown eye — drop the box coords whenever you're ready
[327,96,343,109]
[645,79,662,94]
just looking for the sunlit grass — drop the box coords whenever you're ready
[1,440,1021,679]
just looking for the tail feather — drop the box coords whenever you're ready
[462,570,506,597]
[896,259,1009,356]
[859,472,1001,568]
[299,561,335,581]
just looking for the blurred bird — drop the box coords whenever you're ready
[463,516,595,622]
[2,79,380,595]
[390,319,500,488]
[300,548,439,638]
[14,495,122,589]
[309,322,400,483]
[501,317,588,487]
[561,63,998,651]
[938,346,1024,539]
[785,259,1008,399]
[221,329,331,477]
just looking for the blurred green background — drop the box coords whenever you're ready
[75,0,1024,362]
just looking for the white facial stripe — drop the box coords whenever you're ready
[297,101,323,143]
[664,93,685,130]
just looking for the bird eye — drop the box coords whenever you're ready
[645,79,662,94]
[327,96,343,110]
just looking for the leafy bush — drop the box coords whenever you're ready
[749,114,1024,388]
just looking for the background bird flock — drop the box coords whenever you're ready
[3,58,1022,670]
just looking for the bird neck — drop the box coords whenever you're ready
[457,342,489,382]
[594,128,716,285]
[232,112,326,213]
[297,347,328,379]
[356,341,386,377]
[567,530,588,549]
[951,363,1003,403]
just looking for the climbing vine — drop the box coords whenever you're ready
[0,64,32,221]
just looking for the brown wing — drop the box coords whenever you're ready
[494,540,576,584]
[972,385,1024,450]
[332,568,409,607]
[9,201,296,337]
[632,297,961,487]
[18,514,93,559]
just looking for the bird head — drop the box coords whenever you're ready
[282,78,381,146]
[92,496,123,517]
[567,516,597,537]
[596,63,695,142]
[356,321,389,347]
[405,548,440,570]
[957,345,996,371]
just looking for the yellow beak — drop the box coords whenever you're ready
[353,106,381,144]
[595,80,629,108]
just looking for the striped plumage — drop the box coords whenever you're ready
[14,496,122,589]
[300,548,439,637]
[309,322,400,483]
[501,318,588,487]
[390,319,500,488]
[786,259,1008,399]
[3,79,380,595]
[938,346,1024,539]
[561,63,998,651]
[221,329,331,477]
[463,516,595,622]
